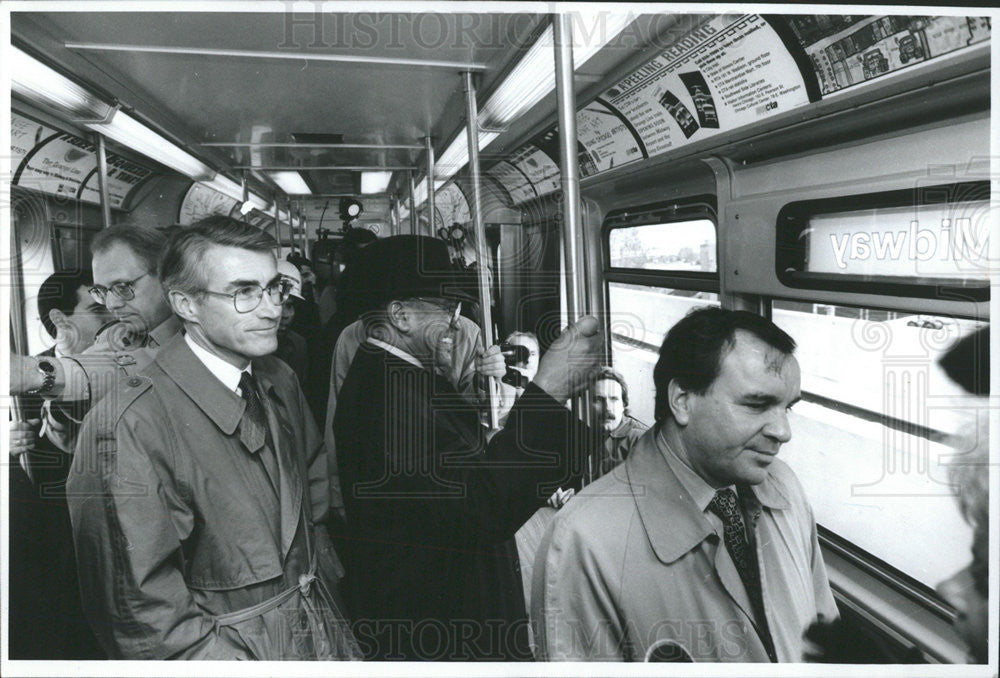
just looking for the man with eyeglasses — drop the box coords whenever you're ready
[68,216,360,660]
[10,225,182,452]
[334,235,603,660]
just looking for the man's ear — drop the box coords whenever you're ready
[48,308,70,331]
[667,380,693,426]
[385,300,412,333]
[168,289,199,324]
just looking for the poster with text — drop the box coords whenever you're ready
[596,14,811,157]
[12,113,151,208]
[786,15,991,96]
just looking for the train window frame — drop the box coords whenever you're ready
[767,294,986,622]
[776,181,990,302]
[603,195,719,291]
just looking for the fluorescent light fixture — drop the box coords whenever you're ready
[202,174,269,211]
[11,46,112,120]
[435,131,501,184]
[361,171,393,195]
[85,111,215,180]
[411,178,448,209]
[12,48,223,183]
[415,12,631,204]
[268,171,311,195]
[479,13,632,128]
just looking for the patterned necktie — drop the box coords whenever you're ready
[709,487,776,661]
[709,488,752,584]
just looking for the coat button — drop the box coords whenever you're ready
[127,377,142,387]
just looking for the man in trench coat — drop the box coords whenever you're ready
[68,216,359,659]
[533,307,838,661]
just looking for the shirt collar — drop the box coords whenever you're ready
[367,337,424,370]
[657,427,790,511]
[184,332,246,393]
[658,427,719,513]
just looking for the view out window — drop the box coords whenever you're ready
[773,300,986,589]
[609,219,717,273]
[607,283,719,425]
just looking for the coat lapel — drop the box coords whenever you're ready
[256,367,303,561]
[626,431,760,629]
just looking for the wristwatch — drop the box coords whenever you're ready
[26,357,57,395]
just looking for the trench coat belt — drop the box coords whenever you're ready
[213,554,318,628]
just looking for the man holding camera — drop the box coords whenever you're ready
[334,235,602,660]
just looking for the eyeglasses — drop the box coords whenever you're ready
[202,279,294,313]
[412,297,462,329]
[89,273,149,305]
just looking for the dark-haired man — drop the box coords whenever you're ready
[534,306,837,661]
[68,216,359,660]
[8,269,109,660]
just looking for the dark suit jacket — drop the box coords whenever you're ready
[334,340,586,660]
[8,347,103,659]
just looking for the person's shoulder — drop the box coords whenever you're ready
[625,415,649,435]
[255,354,298,387]
[549,470,636,549]
[80,370,158,436]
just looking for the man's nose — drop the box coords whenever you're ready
[103,294,125,311]
[764,408,792,443]
[257,293,283,320]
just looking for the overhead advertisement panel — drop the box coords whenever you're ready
[574,99,646,176]
[595,14,811,157]
[435,182,471,227]
[486,159,537,205]
[787,15,991,96]
[177,181,238,225]
[12,113,152,209]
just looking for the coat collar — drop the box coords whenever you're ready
[155,333,292,437]
[148,314,183,348]
[155,333,244,435]
[627,425,791,565]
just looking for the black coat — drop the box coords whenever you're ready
[334,341,584,660]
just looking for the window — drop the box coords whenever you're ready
[608,283,719,425]
[609,219,717,273]
[604,206,719,425]
[773,300,987,590]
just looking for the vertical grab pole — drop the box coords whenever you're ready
[276,197,284,254]
[273,194,280,253]
[408,170,418,235]
[392,195,402,237]
[424,135,436,239]
[464,71,499,430]
[554,13,597,486]
[95,134,113,228]
[553,14,584,320]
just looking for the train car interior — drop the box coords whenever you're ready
[4,4,995,669]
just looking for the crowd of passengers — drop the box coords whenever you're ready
[8,216,989,662]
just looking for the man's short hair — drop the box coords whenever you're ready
[91,224,169,273]
[590,366,630,407]
[159,215,276,294]
[37,269,94,339]
[653,307,796,423]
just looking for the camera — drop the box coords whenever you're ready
[500,342,530,388]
